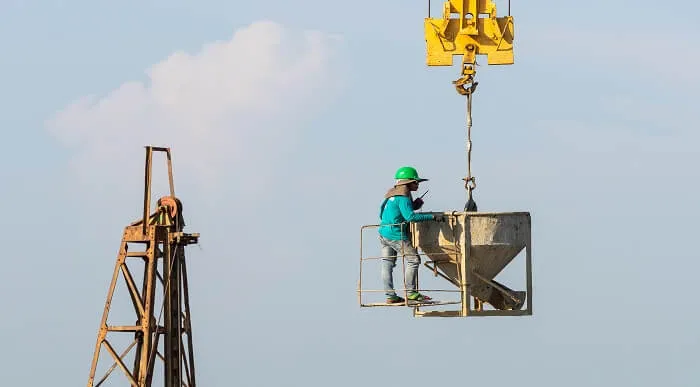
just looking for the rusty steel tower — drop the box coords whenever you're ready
[87,146,199,386]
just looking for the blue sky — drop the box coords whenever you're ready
[1,0,699,385]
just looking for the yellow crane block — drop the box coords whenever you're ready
[425,0,514,88]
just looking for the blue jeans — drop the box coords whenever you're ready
[379,235,421,297]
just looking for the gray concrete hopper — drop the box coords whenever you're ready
[410,211,532,317]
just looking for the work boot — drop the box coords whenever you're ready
[407,292,432,302]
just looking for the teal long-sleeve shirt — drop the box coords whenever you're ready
[378,195,435,240]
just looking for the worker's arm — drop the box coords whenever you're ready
[396,196,435,222]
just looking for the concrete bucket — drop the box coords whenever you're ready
[410,211,532,314]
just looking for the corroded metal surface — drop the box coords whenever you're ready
[87,147,199,386]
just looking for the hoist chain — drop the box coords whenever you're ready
[459,79,478,212]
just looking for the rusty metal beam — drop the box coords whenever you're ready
[87,146,199,387]
[95,340,137,387]
[103,339,138,387]
[142,147,153,236]
[120,263,145,319]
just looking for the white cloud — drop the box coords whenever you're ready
[46,20,344,202]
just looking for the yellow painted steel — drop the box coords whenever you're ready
[425,0,514,89]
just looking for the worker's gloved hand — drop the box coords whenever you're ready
[412,198,424,210]
[433,214,445,222]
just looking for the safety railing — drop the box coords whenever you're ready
[358,222,461,309]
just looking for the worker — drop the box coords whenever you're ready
[378,166,444,304]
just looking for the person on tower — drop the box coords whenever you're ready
[378,166,444,304]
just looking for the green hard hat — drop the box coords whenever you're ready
[394,166,428,183]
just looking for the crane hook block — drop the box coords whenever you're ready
[425,0,515,68]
